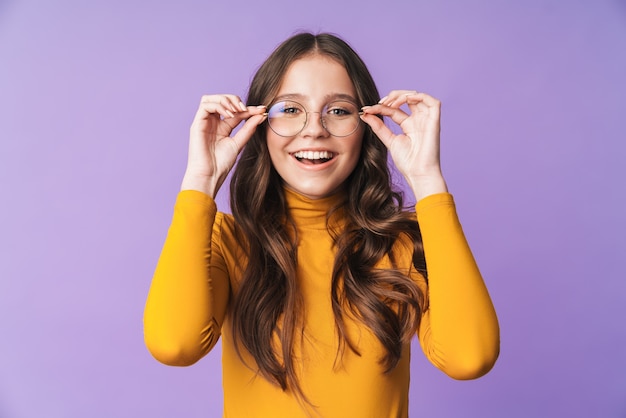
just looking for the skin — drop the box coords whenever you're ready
[264,55,364,200]
[181,55,448,202]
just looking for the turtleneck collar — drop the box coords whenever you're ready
[284,187,345,230]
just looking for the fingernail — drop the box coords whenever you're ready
[226,110,234,118]
[256,105,267,109]
[378,96,388,104]
[361,106,372,110]
[239,101,247,111]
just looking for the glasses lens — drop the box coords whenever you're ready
[267,101,306,137]
[266,100,361,137]
[323,101,360,137]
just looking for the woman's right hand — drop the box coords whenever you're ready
[181,94,266,197]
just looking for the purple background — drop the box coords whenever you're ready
[1,1,625,417]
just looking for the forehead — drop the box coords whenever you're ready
[275,55,357,103]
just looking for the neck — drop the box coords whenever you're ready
[283,187,345,230]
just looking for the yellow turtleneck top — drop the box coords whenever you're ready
[144,189,499,418]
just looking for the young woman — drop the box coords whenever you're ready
[144,32,499,417]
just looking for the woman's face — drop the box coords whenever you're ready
[265,54,363,200]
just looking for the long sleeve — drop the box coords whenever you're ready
[143,190,230,366]
[415,193,500,379]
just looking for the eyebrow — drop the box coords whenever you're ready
[271,93,359,104]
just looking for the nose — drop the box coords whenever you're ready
[301,111,329,138]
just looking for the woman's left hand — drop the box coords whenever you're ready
[360,90,448,201]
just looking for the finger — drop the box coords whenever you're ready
[378,92,441,125]
[200,94,247,113]
[220,94,248,113]
[220,105,267,131]
[246,104,267,115]
[360,112,396,149]
[362,103,410,127]
[380,91,440,110]
[405,92,440,109]
[379,90,418,107]
[231,113,266,151]
[194,99,263,122]
[405,93,441,121]
[405,92,439,104]
[194,101,235,121]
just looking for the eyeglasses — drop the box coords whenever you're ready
[264,100,362,137]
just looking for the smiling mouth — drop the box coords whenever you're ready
[292,150,335,164]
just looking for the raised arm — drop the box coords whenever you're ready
[362,90,499,378]
[143,95,265,365]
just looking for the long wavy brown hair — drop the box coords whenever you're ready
[229,32,428,403]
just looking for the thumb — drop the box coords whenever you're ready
[231,114,266,152]
[361,113,394,149]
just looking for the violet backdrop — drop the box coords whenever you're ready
[1,0,625,417]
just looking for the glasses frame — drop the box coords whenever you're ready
[263,99,364,138]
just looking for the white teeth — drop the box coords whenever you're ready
[294,150,332,160]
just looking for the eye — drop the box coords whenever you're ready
[269,101,304,118]
[282,106,300,114]
[327,107,349,116]
[325,101,357,118]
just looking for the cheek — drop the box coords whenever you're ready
[265,133,281,160]
[346,134,364,166]
[343,134,366,179]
